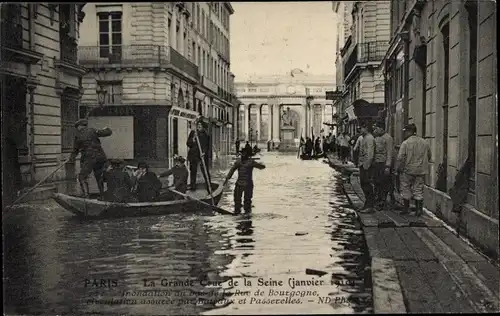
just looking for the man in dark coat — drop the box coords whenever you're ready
[69,119,112,197]
[103,159,132,202]
[131,162,162,202]
[159,156,189,194]
[187,120,211,193]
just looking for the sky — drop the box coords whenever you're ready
[230,1,337,80]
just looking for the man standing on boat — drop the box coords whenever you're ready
[69,119,112,198]
[187,119,211,193]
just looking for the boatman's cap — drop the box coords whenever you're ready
[174,156,186,163]
[74,119,88,128]
[403,123,417,133]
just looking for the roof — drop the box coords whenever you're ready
[235,70,335,85]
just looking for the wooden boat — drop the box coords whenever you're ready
[52,182,225,219]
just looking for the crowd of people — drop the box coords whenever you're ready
[331,121,431,216]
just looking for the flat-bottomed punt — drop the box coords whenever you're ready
[52,182,224,219]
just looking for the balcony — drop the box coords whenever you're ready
[79,45,170,69]
[78,45,199,80]
[55,34,87,77]
[201,76,218,93]
[169,47,199,80]
[344,41,388,79]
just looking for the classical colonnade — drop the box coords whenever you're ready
[238,101,333,143]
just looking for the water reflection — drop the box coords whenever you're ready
[4,153,371,315]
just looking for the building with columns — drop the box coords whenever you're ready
[78,2,235,168]
[1,4,87,189]
[383,0,498,258]
[235,70,336,150]
[333,1,390,135]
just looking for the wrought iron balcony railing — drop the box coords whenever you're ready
[344,41,388,78]
[78,45,170,67]
[169,47,199,79]
[78,45,199,79]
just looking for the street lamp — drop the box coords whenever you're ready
[96,85,108,107]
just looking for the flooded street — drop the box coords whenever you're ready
[3,152,372,315]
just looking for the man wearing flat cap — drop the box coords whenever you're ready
[186,118,211,193]
[69,119,112,198]
[159,155,189,197]
[373,121,394,210]
[395,123,432,216]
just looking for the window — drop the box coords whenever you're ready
[201,11,205,36]
[59,4,76,38]
[61,93,80,152]
[248,88,257,92]
[99,81,123,105]
[192,41,196,63]
[98,12,122,58]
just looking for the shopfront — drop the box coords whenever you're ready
[80,105,170,162]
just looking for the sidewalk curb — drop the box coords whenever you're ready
[328,155,408,314]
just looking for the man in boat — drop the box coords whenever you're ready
[158,156,188,199]
[223,146,266,214]
[131,162,162,202]
[69,119,112,198]
[187,120,211,193]
[103,159,132,203]
[304,137,314,158]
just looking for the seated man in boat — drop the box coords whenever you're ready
[223,147,266,214]
[69,119,112,198]
[102,159,132,203]
[158,156,189,200]
[131,162,162,202]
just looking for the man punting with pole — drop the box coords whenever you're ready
[69,119,112,198]
[186,119,212,194]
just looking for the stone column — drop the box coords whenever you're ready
[273,104,281,142]
[170,8,177,50]
[302,103,307,138]
[179,11,185,55]
[243,104,249,141]
[256,105,261,143]
[267,104,273,141]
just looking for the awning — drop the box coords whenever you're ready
[351,99,384,119]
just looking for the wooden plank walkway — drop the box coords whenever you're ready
[326,154,500,314]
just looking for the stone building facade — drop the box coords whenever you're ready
[78,2,234,168]
[1,4,87,184]
[333,1,390,135]
[235,70,336,150]
[384,0,498,258]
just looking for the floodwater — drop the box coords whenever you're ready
[3,152,372,315]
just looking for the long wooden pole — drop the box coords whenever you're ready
[194,127,215,205]
[168,188,232,215]
[9,157,71,207]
